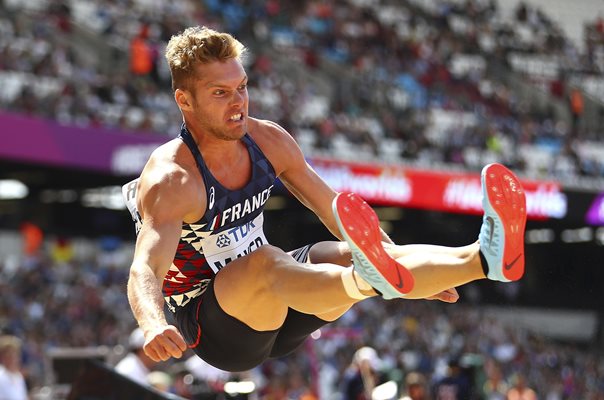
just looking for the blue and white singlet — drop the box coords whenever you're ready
[123,125,276,312]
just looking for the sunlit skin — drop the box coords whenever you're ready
[128,52,476,364]
[175,59,249,142]
[172,58,252,188]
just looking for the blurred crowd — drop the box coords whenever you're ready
[0,233,602,399]
[1,0,604,398]
[1,0,604,182]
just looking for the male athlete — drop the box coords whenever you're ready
[122,26,527,372]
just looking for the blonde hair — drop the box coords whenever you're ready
[165,26,247,91]
[0,335,21,354]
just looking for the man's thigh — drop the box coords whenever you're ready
[213,244,291,331]
[175,278,330,371]
[175,278,280,372]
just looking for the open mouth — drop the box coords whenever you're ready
[228,113,244,122]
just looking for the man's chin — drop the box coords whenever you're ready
[232,123,248,138]
[216,127,246,141]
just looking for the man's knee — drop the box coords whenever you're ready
[217,245,291,288]
[308,241,351,265]
[249,244,290,264]
[241,245,289,275]
[213,245,291,330]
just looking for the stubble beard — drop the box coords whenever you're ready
[205,119,247,141]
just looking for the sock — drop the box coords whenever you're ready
[478,250,490,278]
[341,268,371,300]
[352,270,373,292]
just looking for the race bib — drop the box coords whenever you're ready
[201,213,268,272]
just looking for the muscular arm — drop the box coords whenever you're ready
[252,120,460,303]
[128,211,180,334]
[128,157,202,361]
[257,120,394,243]
[281,158,343,240]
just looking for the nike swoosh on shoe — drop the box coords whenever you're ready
[504,253,522,271]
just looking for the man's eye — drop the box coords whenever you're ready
[238,84,247,91]
[213,90,225,95]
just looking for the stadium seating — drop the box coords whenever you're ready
[1,0,603,398]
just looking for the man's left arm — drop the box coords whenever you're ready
[267,122,458,303]
[273,128,393,243]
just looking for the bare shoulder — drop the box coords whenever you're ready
[138,139,205,222]
[247,117,305,176]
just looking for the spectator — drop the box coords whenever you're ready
[568,87,584,135]
[342,346,383,400]
[506,372,537,400]
[482,359,508,400]
[433,358,472,400]
[400,372,429,400]
[147,370,172,393]
[129,25,154,77]
[0,335,28,400]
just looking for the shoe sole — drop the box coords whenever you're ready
[332,193,414,298]
[482,164,527,281]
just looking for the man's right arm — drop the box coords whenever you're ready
[128,165,201,361]
[128,220,185,362]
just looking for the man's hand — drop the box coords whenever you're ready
[425,288,459,303]
[143,325,188,362]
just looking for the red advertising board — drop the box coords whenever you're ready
[309,158,567,220]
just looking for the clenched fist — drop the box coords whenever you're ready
[143,325,188,361]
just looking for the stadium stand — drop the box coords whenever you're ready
[0,231,602,398]
[1,0,604,185]
[0,0,603,399]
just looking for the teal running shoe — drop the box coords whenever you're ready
[479,163,527,282]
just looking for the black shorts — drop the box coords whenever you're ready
[173,244,330,372]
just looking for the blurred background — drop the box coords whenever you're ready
[0,0,603,398]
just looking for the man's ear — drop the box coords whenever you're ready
[175,89,193,111]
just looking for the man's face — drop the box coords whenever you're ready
[187,58,249,141]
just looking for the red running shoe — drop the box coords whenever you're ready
[332,192,414,299]
[479,163,527,282]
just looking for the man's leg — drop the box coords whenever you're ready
[332,163,527,300]
[384,242,484,299]
[309,241,483,302]
[214,163,526,331]
[212,245,363,332]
